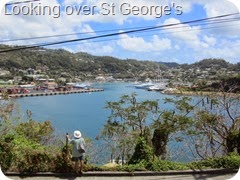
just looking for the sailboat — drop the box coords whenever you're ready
[147,66,167,91]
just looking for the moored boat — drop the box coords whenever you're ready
[147,83,166,91]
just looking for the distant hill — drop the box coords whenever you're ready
[180,58,236,70]
[0,45,239,81]
[159,62,179,68]
[0,45,167,80]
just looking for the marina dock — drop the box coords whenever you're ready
[8,88,104,98]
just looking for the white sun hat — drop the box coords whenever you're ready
[74,130,81,138]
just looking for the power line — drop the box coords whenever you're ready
[1,14,240,44]
[0,25,156,43]
[73,21,240,46]
[0,12,239,53]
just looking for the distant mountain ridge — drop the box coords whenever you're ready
[0,45,239,80]
[159,62,180,68]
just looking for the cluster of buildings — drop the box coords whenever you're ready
[0,63,239,96]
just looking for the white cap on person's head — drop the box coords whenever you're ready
[74,130,81,138]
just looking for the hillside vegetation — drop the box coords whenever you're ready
[0,45,167,80]
[0,45,239,81]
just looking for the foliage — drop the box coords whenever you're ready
[99,93,160,163]
[1,87,240,172]
[146,160,188,171]
[0,45,166,80]
[151,97,194,159]
[52,145,74,173]
[188,153,240,169]
[15,117,54,145]
[100,94,196,163]
[117,163,147,172]
[181,58,231,70]
[0,134,14,171]
[14,149,53,172]
[105,93,159,137]
[187,93,240,159]
[0,98,59,172]
[128,137,153,165]
[210,77,240,93]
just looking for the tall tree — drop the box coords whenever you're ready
[99,93,159,163]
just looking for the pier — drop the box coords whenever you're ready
[8,88,104,98]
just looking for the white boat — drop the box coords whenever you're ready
[147,83,166,91]
[147,66,167,91]
[134,82,155,89]
[73,82,91,89]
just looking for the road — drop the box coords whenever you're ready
[5,170,238,180]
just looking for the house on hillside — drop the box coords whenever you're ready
[43,82,58,90]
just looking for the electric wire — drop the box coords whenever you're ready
[69,21,240,46]
[1,14,240,44]
[0,12,239,53]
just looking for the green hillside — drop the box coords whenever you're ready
[0,45,167,80]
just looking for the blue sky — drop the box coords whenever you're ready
[0,0,240,64]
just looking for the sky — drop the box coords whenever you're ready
[0,0,240,64]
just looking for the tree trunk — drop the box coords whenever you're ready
[152,129,169,160]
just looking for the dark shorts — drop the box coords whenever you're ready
[71,155,84,161]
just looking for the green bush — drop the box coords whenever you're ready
[146,160,188,171]
[53,145,74,173]
[84,164,111,171]
[13,149,53,172]
[0,134,14,172]
[128,137,153,165]
[117,163,146,172]
[188,154,240,169]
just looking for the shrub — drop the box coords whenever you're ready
[0,134,14,172]
[117,163,146,172]
[188,154,240,169]
[146,160,188,171]
[128,137,153,165]
[53,145,74,173]
[13,149,53,172]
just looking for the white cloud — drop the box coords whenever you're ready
[1,0,240,64]
[117,34,171,52]
[63,0,83,6]
[203,35,216,47]
[81,24,95,34]
[204,0,238,17]
[172,0,194,13]
[193,39,240,63]
[163,18,208,49]
[75,42,114,55]
[0,0,82,45]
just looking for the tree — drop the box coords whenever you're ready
[0,97,57,172]
[151,97,194,160]
[99,94,194,162]
[189,89,240,158]
[97,120,128,164]
[99,93,159,163]
[104,93,159,138]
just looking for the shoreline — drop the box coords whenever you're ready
[163,89,240,97]
[6,88,104,98]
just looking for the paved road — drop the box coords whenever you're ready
[6,172,237,180]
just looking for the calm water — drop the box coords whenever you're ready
[15,82,173,139]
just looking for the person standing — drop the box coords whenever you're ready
[66,130,85,173]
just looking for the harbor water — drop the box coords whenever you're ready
[16,82,174,139]
[15,82,197,163]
